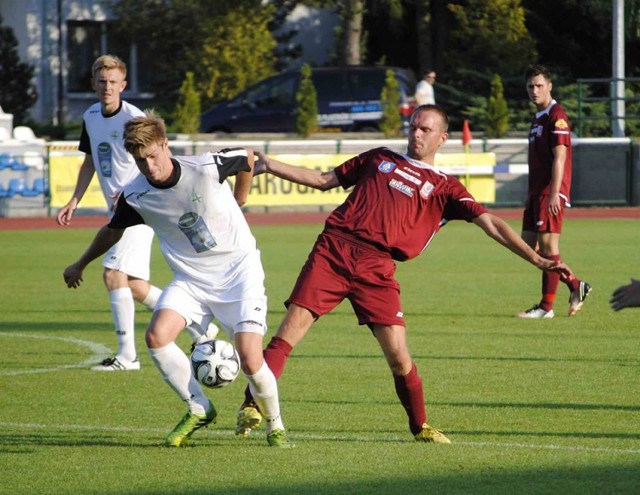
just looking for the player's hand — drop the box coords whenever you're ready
[546,193,561,216]
[253,151,269,176]
[610,278,640,311]
[56,203,77,226]
[63,264,84,288]
[543,260,573,282]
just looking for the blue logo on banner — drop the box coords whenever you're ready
[378,161,396,173]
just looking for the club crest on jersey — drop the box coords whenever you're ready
[531,124,543,137]
[420,181,434,199]
[378,161,396,173]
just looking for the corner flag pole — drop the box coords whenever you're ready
[462,120,473,187]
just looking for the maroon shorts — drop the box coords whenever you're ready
[522,195,565,234]
[286,229,405,328]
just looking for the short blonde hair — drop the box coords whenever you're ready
[92,54,127,79]
[124,109,167,158]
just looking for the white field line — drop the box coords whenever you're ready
[0,332,112,375]
[1,333,638,456]
[0,421,638,455]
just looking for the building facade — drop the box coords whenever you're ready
[1,0,337,125]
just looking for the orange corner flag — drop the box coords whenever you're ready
[462,120,472,146]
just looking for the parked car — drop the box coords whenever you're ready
[199,66,417,133]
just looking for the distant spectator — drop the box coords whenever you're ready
[414,70,436,105]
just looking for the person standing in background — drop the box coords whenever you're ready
[516,64,591,319]
[414,70,436,105]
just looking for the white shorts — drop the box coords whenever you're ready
[101,224,154,280]
[157,276,268,340]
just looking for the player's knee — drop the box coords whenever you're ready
[103,268,126,290]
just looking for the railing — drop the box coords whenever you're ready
[576,77,640,137]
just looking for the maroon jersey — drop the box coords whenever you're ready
[527,100,572,201]
[327,147,487,261]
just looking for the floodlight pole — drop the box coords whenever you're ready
[612,0,625,137]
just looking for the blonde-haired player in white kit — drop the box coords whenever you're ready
[57,55,216,371]
[63,111,293,448]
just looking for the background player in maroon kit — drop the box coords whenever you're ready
[236,104,572,443]
[516,65,591,319]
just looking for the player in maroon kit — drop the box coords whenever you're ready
[235,104,572,444]
[516,65,591,319]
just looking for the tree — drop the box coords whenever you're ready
[295,64,318,137]
[379,69,401,137]
[445,0,536,76]
[172,72,201,134]
[0,14,37,124]
[199,5,277,107]
[486,74,509,137]
[110,0,271,111]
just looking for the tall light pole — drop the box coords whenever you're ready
[612,0,625,137]
[57,0,65,126]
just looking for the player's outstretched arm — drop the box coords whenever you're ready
[472,212,573,279]
[610,278,640,311]
[255,151,339,191]
[63,225,125,288]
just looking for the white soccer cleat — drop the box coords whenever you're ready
[91,356,140,371]
[568,281,592,316]
[516,305,554,319]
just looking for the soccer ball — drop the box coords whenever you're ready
[191,339,241,388]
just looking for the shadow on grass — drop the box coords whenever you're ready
[111,464,639,495]
[0,322,114,332]
[294,352,638,365]
[285,397,640,415]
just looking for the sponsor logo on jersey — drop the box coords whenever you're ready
[191,193,202,203]
[555,119,569,129]
[378,161,396,173]
[420,181,435,199]
[136,189,150,200]
[396,311,404,318]
[531,124,543,137]
[394,168,423,185]
[389,178,413,197]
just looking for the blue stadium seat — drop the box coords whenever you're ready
[10,161,29,171]
[0,153,12,170]
[32,178,47,194]
[22,178,46,197]
[8,177,27,196]
[0,183,13,198]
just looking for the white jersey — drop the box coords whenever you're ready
[115,150,257,296]
[80,101,145,215]
[414,80,435,105]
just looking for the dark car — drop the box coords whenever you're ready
[199,66,417,133]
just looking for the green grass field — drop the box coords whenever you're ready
[0,219,639,494]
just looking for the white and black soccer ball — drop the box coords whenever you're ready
[191,339,241,388]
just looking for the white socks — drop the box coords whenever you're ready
[109,288,136,362]
[148,342,210,415]
[247,362,284,433]
[141,285,162,310]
